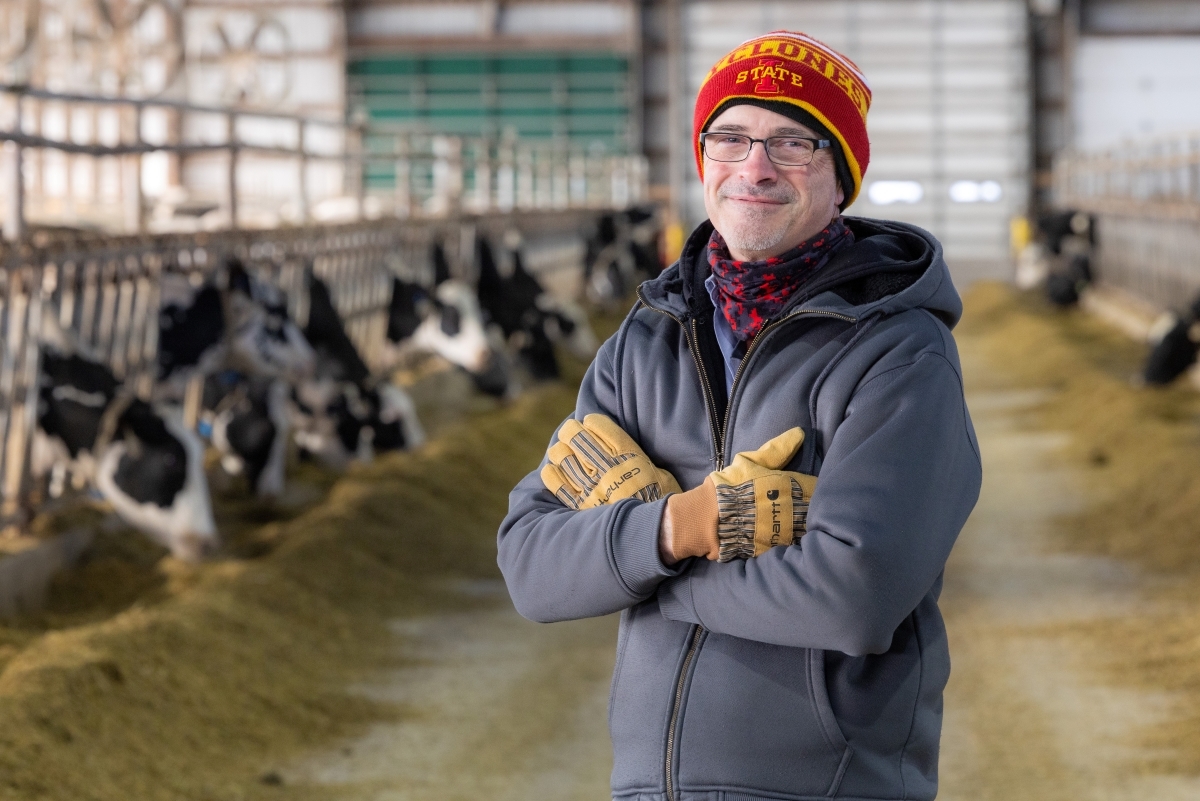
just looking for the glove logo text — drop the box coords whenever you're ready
[600,467,642,504]
[766,487,783,545]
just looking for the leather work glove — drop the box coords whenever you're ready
[660,428,818,563]
[712,428,818,560]
[540,414,682,510]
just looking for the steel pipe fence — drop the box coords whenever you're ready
[1089,215,1200,313]
[1054,134,1200,311]
[0,85,649,240]
[0,209,599,524]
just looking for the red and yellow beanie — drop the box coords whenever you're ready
[693,31,872,208]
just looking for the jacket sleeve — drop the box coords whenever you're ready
[497,331,684,623]
[657,351,982,655]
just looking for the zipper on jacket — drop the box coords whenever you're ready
[665,625,704,801]
[718,308,856,460]
[634,287,723,466]
[634,289,855,801]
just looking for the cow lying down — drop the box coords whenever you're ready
[34,350,219,561]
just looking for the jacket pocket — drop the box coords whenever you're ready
[609,608,632,730]
[675,633,851,797]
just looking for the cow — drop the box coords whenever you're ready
[157,274,225,383]
[225,258,316,382]
[476,235,599,380]
[584,206,664,305]
[33,349,219,561]
[292,272,425,465]
[384,245,512,397]
[1041,211,1096,308]
[1143,293,1200,385]
[205,374,291,497]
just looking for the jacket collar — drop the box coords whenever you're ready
[638,216,963,330]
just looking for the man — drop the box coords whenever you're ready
[498,30,981,801]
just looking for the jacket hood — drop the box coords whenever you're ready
[639,216,963,329]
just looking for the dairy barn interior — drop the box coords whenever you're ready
[1,0,1200,798]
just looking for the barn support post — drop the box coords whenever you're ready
[122,105,145,234]
[297,120,309,223]
[227,112,239,229]
[3,91,25,243]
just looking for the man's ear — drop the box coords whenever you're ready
[835,180,845,209]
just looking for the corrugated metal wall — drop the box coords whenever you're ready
[680,0,1030,286]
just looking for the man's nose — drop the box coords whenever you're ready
[738,140,779,183]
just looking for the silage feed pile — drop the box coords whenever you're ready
[0,378,579,801]
[959,283,1200,775]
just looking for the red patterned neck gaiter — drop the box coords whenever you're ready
[707,218,854,341]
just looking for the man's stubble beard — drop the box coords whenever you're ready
[715,181,800,256]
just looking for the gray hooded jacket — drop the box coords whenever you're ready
[498,217,982,801]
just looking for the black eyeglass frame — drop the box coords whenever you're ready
[699,132,832,167]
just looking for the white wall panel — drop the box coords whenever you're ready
[681,0,1030,285]
[1074,36,1200,153]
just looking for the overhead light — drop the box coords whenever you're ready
[867,180,923,205]
[949,180,1003,203]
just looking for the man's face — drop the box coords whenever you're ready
[702,104,845,262]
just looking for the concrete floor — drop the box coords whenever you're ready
[293,579,617,801]
[290,372,1200,801]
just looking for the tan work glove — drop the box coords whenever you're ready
[661,428,818,563]
[541,414,682,510]
[711,428,818,561]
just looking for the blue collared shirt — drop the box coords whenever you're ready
[704,273,747,395]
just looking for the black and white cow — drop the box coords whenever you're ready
[158,276,225,382]
[584,206,664,305]
[1143,292,1200,385]
[225,258,316,382]
[292,273,425,465]
[203,374,291,497]
[1041,211,1096,308]
[384,249,512,397]
[34,350,218,561]
[475,235,599,380]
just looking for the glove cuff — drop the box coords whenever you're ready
[715,477,810,561]
[663,477,719,561]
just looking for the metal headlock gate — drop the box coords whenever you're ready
[1055,134,1200,311]
[0,208,602,523]
[0,82,646,525]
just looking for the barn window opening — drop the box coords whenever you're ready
[867,181,924,205]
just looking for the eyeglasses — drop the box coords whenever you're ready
[699,133,831,167]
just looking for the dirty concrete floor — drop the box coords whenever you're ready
[291,580,617,801]
[937,385,1200,800]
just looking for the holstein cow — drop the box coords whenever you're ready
[34,350,218,561]
[158,274,226,384]
[205,374,291,497]
[1143,292,1200,385]
[293,273,425,465]
[225,258,316,382]
[385,243,512,397]
[475,235,599,380]
[158,259,312,497]
[1041,211,1096,308]
[583,206,664,305]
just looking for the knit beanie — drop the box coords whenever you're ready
[694,31,872,209]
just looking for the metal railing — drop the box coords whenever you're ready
[0,84,648,239]
[1054,134,1200,220]
[1053,135,1200,310]
[0,208,601,525]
